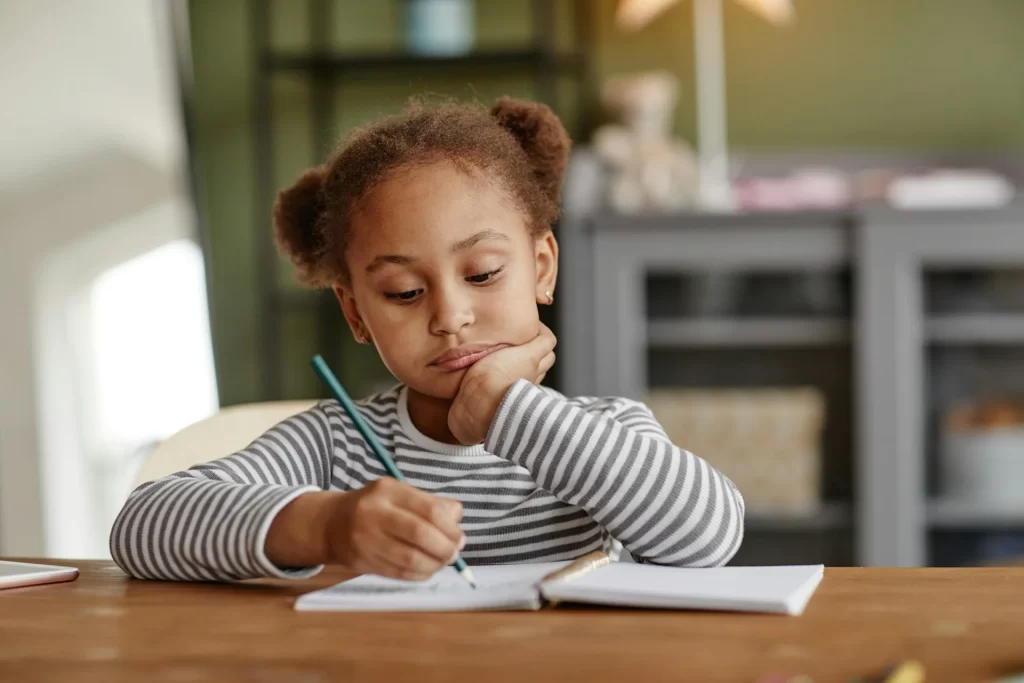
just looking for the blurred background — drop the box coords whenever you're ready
[3,0,1024,569]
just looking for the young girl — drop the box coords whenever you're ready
[110,97,745,582]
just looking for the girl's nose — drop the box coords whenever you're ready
[429,287,474,336]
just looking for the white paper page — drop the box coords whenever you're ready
[295,562,569,612]
[541,564,825,616]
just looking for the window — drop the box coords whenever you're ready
[82,240,218,557]
[34,199,218,558]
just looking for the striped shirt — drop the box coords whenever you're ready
[110,380,745,581]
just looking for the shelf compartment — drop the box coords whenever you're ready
[928,499,1024,529]
[648,318,849,348]
[263,49,585,73]
[746,502,853,532]
[927,314,1024,345]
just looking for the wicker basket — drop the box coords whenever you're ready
[645,388,826,514]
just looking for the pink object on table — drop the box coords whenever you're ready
[734,168,851,212]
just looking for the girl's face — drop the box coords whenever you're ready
[335,161,558,400]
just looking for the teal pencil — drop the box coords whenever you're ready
[311,355,477,588]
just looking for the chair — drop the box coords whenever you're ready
[132,400,318,487]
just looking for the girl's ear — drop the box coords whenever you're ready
[333,285,372,344]
[534,231,559,306]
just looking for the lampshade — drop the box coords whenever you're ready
[616,0,794,30]
[735,0,794,25]
[615,0,679,31]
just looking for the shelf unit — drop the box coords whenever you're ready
[250,0,592,400]
[561,156,1024,566]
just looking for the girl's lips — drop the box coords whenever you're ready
[429,344,505,372]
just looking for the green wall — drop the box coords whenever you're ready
[189,0,1024,405]
[595,0,1024,148]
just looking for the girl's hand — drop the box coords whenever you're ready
[448,324,557,445]
[322,479,465,581]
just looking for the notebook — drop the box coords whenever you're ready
[295,554,824,616]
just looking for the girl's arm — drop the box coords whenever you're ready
[109,407,335,581]
[483,381,745,567]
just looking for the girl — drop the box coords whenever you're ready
[110,97,745,582]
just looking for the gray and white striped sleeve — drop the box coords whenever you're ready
[484,381,745,567]
[109,406,336,582]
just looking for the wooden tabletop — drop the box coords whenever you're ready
[2,559,1024,683]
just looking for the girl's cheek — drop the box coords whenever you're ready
[380,303,417,327]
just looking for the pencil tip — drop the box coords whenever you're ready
[460,567,478,589]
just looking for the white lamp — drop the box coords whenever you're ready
[616,0,794,211]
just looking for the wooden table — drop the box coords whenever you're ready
[2,559,1024,683]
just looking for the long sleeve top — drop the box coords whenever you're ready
[110,381,745,581]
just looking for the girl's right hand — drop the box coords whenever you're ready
[447,324,557,445]
[323,478,465,581]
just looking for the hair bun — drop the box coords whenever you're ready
[490,97,571,204]
[272,165,329,285]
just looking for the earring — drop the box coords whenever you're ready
[545,290,554,305]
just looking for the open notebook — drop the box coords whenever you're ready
[295,554,824,616]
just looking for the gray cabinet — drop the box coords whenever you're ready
[560,199,1024,567]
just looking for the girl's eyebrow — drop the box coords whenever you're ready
[451,230,510,252]
[366,230,510,274]
[365,254,414,274]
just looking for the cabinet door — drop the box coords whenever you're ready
[858,207,1024,567]
[592,218,853,565]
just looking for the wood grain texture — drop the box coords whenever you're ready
[2,559,1024,683]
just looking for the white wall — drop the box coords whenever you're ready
[0,151,181,555]
[0,0,189,555]
[0,0,183,196]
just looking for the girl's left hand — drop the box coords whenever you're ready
[448,324,557,445]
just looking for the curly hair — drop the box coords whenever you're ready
[272,97,572,287]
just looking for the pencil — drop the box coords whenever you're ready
[878,661,925,683]
[539,551,611,585]
[311,355,477,589]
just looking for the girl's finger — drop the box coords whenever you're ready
[388,484,463,542]
[382,507,461,564]
[527,327,558,359]
[538,351,556,375]
[378,539,447,578]
[363,544,435,582]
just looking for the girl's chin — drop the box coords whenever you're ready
[402,370,466,401]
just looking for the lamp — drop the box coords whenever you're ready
[616,0,794,211]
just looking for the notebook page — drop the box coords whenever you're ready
[541,563,824,616]
[295,562,569,612]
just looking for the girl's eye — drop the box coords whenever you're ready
[467,267,503,284]
[384,289,422,302]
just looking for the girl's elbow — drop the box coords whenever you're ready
[108,515,142,579]
[710,486,747,566]
[709,522,744,567]
[107,487,159,579]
